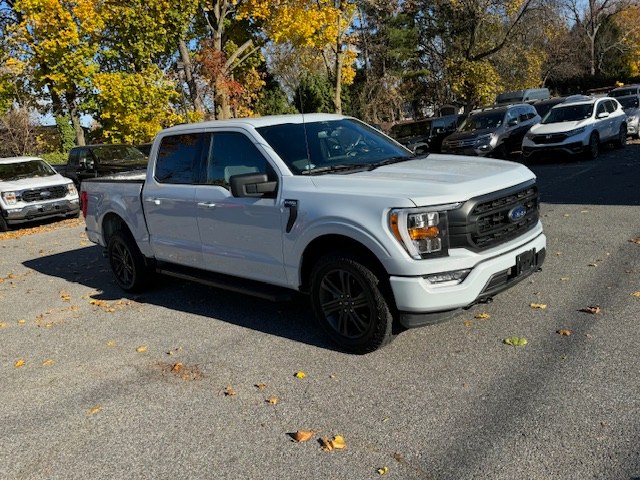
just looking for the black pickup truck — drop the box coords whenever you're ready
[55,144,148,188]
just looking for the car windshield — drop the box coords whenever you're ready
[458,111,505,132]
[617,96,639,110]
[0,159,57,181]
[542,104,593,123]
[256,119,413,175]
[91,145,146,163]
[610,88,638,98]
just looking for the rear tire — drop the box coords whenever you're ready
[614,124,627,148]
[310,253,394,354]
[585,133,599,160]
[107,231,152,292]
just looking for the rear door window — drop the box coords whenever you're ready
[155,133,206,184]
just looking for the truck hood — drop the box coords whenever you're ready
[309,154,535,206]
[0,173,72,191]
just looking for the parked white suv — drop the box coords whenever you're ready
[522,95,627,160]
[0,156,80,231]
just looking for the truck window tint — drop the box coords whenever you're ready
[205,132,267,187]
[156,133,205,184]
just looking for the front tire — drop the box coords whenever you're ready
[310,253,394,354]
[585,133,599,160]
[0,212,9,232]
[107,231,151,292]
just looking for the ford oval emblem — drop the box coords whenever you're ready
[509,205,527,222]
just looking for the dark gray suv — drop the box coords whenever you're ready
[440,104,540,159]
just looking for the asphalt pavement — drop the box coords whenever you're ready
[1,142,639,479]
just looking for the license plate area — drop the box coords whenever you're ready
[513,249,537,277]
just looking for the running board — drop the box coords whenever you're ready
[155,262,294,302]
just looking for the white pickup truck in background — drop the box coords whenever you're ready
[81,114,546,353]
[1,156,80,231]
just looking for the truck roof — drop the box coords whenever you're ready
[160,113,348,134]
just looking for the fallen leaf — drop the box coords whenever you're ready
[631,292,640,297]
[463,320,473,328]
[0,322,7,329]
[60,290,71,302]
[14,359,26,368]
[629,237,640,245]
[136,345,147,353]
[171,362,184,373]
[557,329,572,336]
[42,359,55,367]
[503,337,528,347]
[266,395,280,405]
[255,383,267,390]
[329,435,347,450]
[87,405,102,415]
[474,313,490,320]
[319,437,333,451]
[17,319,26,325]
[588,263,597,267]
[579,305,601,314]
[106,340,116,347]
[291,430,314,442]
[294,371,305,379]
[224,386,237,396]
[377,466,389,475]
[530,303,547,309]
[560,277,570,281]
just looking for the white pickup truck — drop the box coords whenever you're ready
[82,114,546,353]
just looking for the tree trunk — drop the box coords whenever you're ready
[178,39,204,114]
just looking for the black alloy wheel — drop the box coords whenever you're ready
[107,231,150,292]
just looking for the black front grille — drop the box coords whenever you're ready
[21,185,67,203]
[448,181,539,251]
[531,133,567,144]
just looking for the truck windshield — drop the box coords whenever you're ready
[256,118,412,175]
[91,145,146,163]
[0,159,57,181]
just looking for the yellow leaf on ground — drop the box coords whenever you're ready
[330,435,346,449]
[171,362,184,373]
[17,319,26,325]
[631,292,640,297]
[106,340,116,347]
[60,290,71,301]
[87,405,102,415]
[294,371,305,379]
[42,359,55,367]
[579,305,601,314]
[291,430,314,442]
[377,466,389,475]
[15,359,25,368]
[557,329,572,336]
[267,396,280,405]
[224,386,237,396]
[463,320,473,328]
[474,313,490,319]
[0,322,8,329]
[255,383,267,390]
[530,303,547,309]
[136,345,147,353]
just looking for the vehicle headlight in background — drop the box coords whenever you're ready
[389,207,455,258]
[1,191,17,205]
[67,183,78,196]
[564,126,586,137]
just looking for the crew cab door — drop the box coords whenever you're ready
[142,132,205,268]
[194,130,286,283]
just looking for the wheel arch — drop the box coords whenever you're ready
[299,234,390,294]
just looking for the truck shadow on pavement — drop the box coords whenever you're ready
[23,245,336,351]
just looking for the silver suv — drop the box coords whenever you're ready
[441,104,540,159]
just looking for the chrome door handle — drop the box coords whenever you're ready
[144,197,161,205]
[197,202,217,208]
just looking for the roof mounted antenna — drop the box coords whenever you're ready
[298,83,312,171]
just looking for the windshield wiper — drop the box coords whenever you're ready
[302,163,375,175]
[369,156,414,170]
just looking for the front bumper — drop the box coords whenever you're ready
[3,198,80,225]
[390,232,546,328]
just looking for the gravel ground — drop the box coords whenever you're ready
[1,141,639,480]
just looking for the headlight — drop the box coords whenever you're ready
[389,207,452,258]
[525,131,535,140]
[67,183,77,196]
[475,134,493,146]
[565,126,586,137]
[1,191,17,205]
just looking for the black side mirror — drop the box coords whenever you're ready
[230,173,277,198]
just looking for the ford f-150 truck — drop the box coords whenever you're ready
[1,156,79,231]
[82,114,546,353]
